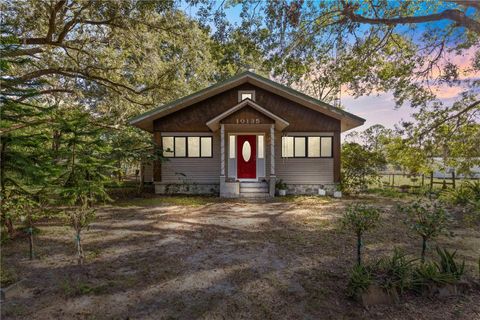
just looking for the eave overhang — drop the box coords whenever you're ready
[129,71,365,133]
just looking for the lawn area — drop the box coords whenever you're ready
[1,195,479,319]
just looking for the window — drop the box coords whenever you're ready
[281,137,294,157]
[229,135,235,159]
[200,137,212,157]
[282,136,333,158]
[161,136,212,158]
[174,137,186,157]
[294,137,306,157]
[258,135,264,159]
[162,137,174,157]
[308,137,320,157]
[320,137,333,157]
[188,137,200,157]
[238,90,255,102]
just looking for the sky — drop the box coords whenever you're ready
[180,1,478,133]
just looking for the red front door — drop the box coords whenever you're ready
[237,135,256,179]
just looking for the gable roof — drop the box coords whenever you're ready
[129,71,365,132]
[206,98,290,131]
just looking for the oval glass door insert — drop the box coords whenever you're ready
[242,141,251,162]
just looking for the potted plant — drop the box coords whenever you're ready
[333,187,342,198]
[276,179,287,196]
[318,184,327,196]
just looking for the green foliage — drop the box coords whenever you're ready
[347,249,415,297]
[346,264,372,298]
[341,142,386,194]
[342,203,381,265]
[342,203,381,237]
[412,247,465,292]
[412,261,455,291]
[439,181,480,206]
[374,249,416,295]
[399,200,450,262]
[383,136,431,175]
[435,247,465,280]
[275,179,287,190]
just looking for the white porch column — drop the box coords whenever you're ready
[269,124,276,197]
[220,124,225,176]
[270,124,275,175]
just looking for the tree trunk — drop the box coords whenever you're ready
[421,236,427,263]
[357,232,362,265]
[28,226,34,260]
[76,231,84,265]
[137,162,144,195]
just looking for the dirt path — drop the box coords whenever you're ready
[1,197,479,319]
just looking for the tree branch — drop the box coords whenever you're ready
[342,4,480,34]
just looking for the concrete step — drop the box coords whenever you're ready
[239,192,271,198]
[240,187,269,193]
[239,182,268,188]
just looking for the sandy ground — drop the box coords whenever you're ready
[1,196,479,319]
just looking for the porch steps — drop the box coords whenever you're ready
[239,181,270,198]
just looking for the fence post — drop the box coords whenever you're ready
[452,171,456,189]
[430,172,434,191]
[392,174,395,187]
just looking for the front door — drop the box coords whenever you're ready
[237,135,256,179]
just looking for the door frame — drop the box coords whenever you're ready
[228,132,266,182]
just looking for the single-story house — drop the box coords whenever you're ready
[130,71,365,197]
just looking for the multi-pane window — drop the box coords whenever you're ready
[162,136,212,158]
[282,136,333,158]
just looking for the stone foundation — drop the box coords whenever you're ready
[154,182,338,197]
[285,184,338,196]
[154,183,219,195]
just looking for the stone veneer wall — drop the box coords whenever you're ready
[154,182,338,196]
[285,184,338,196]
[155,183,219,195]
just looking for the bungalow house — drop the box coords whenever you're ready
[130,71,365,198]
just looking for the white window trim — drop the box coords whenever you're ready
[238,90,255,102]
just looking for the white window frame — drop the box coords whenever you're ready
[238,90,255,102]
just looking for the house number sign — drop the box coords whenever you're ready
[235,118,261,124]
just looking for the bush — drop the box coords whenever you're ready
[374,249,416,295]
[347,249,415,298]
[341,142,386,194]
[412,247,465,293]
[348,247,466,298]
[347,264,372,298]
[439,181,480,206]
[275,179,287,190]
